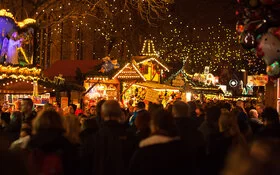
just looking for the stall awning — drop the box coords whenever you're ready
[0,81,52,94]
[191,87,224,94]
[134,82,180,91]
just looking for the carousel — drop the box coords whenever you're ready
[0,9,53,105]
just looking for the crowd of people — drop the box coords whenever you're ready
[0,98,280,175]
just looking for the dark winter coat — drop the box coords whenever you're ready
[27,129,79,175]
[129,135,197,175]
[174,117,206,174]
[4,111,21,142]
[79,128,98,175]
[93,120,134,175]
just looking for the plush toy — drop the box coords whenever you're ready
[257,28,280,76]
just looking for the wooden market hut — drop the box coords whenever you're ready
[166,64,223,96]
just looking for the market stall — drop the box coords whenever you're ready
[0,64,53,105]
[113,40,172,106]
[166,64,223,101]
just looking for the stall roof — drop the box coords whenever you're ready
[113,62,146,81]
[43,60,102,80]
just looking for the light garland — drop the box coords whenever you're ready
[131,63,147,81]
[0,9,36,28]
[113,63,130,79]
[141,40,159,57]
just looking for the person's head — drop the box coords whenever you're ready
[89,105,96,116]
[68,104,77,114]
[32,110,64,134]
[187,101,197,116]
[150,109,176,137]
[223,102,232,112]
[172,101,189,118]
[81,118,98,131]
[236,100,244,109]
[96,100,106,117]
[21,98,33,114]
[14,101,21,111]
[79,114,88,125]
[136,101,145,110]
[43,103,54,111]
[135,110,151,131]
[256,103,265,115]
[63,114,80,144]
[249,109,258,119]
[0,112,10,126]
[101,100,122,121]
[262,107,279,127]
[148,102,163,115]
[195,105,204,117]
[219,109,240,136]
[205,105,221,124]
[11,32,18,39]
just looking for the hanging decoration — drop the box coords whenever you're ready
[99,56,120,73]
[236,0,280,77]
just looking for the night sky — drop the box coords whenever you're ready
[172,0,236,26]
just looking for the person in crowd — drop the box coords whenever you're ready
[95,99,106,125]
[232,104,251,138]
[134,110,151,142]
[0,133,29,175]
[199,105,221,153]
[223,102,232,112]
[207,109,247,175]
[223,138,280,175]
[35,105,43,113]
[21,98,36,126]
[257,107,280,139]
[129,101,146,126]
[127,99,134,115]
[68,104,77,115]
[195,104,205,126]
[43,103,55,111]
[93,100,132,175]
[9,122,31,151]
[4,101,22,142]
[27,110,78,175]
[63,114,81,145]
[88,105,96,118]
[0,112,10,132]
[172,101,205,174]
[78,114,88,125]
[129,109,196,175]
[147,102,163,115]
[79,118,99,175]
[1,102,9,112]
[54,103,63,116]
[248,109,263,134]
[255,103,265,121]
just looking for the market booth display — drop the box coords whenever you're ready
[0,64,53,105]
[113,40,179,106]
[166,64,223,102]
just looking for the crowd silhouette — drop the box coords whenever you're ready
[0,98,280,175]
